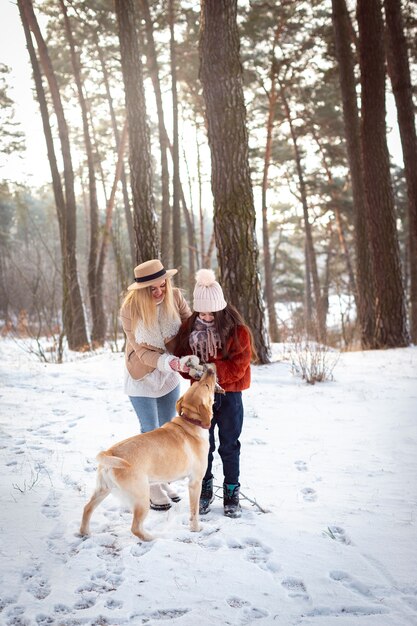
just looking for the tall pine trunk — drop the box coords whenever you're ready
[261,68,280,343]
[199,0,270,363]
[18,0,89,351]
[139,0,171,267]
[357,0,409,347]
[115,0,159,263]
[60,0,105,347]
[332,0,376,348]
[384,0,417,344]
[169,0,182,275]
[94,30,135,268]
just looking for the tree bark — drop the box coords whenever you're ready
[332,0,376,348]
[384,0,417,344]
[357,0,409,347]
[169,0,182,276]
[199,0,270,363]
[261,68,280,343]
[60,0,105,347]
[96,121,129,292]
[18,0,89,351]
[139,0,171,267]
[94,30,135,267]
[115,0,159,263]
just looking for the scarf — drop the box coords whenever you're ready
[189,317,222,363]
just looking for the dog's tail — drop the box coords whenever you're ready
[96,451,131,469]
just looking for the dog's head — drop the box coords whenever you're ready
[176,365,217,429]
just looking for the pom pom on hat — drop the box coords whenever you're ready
[193,268,227,312]
[195,268,216,286]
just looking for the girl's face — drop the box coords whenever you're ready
[150,280,167,304]
[199,312,215,322]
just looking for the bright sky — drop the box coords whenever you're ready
[1,0,51,184]
[0,0,404,189]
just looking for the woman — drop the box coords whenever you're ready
[120,259,192,510]
[174,269,256,518]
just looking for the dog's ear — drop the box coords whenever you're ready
[176,395,184,416]
[198,402,213,429]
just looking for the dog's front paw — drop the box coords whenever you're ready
[190,521,202,532]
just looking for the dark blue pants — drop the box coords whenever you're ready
[204,391,244,485]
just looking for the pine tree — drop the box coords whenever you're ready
[357,0,409,347]
[199,0,270,362]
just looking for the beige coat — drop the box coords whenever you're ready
[120,288,191,380]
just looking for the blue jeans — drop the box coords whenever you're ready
[129,385,180,433]
[204,391,244,485]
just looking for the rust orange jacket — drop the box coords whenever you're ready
[174,321,251,392]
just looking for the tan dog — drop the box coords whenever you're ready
[80,367,218,541]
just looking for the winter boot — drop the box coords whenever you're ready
[149,483,172,511]
[162,482,181,503]
[199,478,214,515]
[223,483,241,518]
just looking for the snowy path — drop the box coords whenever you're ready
[0,342,416,625]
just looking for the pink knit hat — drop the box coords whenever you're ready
[193,269,227,312]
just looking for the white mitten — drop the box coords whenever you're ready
[179,355,204,377]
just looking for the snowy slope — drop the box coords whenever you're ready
[0,340,416,625]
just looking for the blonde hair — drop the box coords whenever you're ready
[120,279,180,330]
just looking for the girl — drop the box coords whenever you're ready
[174,269,256,517]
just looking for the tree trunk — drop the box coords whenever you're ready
[115,0,159,263]
[332,0,376,348]
[384,0,417,344]
[199,0,270,363]
[60,0,105,347]
[18,0,89,351]
[139,0,171,267]
[94,30,135,267]
[357,0,409,347]
[169,0,182,276]
[261,73,280,343]
[96,122,129,292]
[279,80,327,344]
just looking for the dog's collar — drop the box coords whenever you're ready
[179,411,209,429]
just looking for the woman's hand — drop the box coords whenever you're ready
[168,358,190,373]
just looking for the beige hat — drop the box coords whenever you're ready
[127,259,178,291]
[193,269,227,312]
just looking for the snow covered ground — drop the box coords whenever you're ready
[0,339,416,626]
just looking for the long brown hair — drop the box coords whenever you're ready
[175,304,258,362]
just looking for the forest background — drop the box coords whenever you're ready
[1,0,416,364]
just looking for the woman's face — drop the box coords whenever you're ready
[150,280,167,304]
[198,312,215,322]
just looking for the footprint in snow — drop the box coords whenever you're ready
[295,460,308,471]
[325,525,351,545]
[41,491,61,519]
[227,597,251,608]
[22,564,51,600]
[0,596,17,613]
[301,487,317,502]
[53,603,72,615]
[241,606,270,623]
[105,598,123,610]
[5,604,28,625]
[330,570,374,598]
[132,609,190,621]
[35,613,56,625]
[281,577,310,601]
[227,536,280,575]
